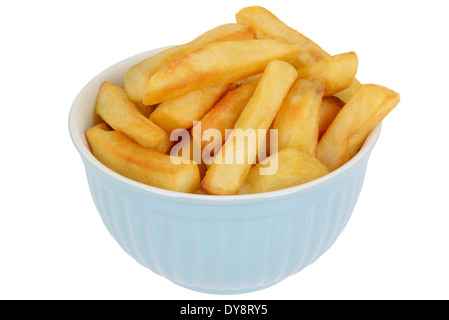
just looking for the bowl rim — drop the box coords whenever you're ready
[68,47,381,202]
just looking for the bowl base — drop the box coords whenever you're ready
[172,281,280,295]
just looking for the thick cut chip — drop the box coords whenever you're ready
[235,5,360,103]
[236,5,328,67]
[143,39,302,105]
[124,23,255,103]
[296,52,358,96]
[150,84,230,132]
[149,130,174,154]
[200,60,298,195]
[86,123,200,193]
[95,82,165,148]
[238,148,329,194]
[317,84,400,171]
[136,103,155,118]
[273,79,325,157]
[194,77,260,153]
[335,79,361,103]
[319,96,344,137]
[136,102,173,154]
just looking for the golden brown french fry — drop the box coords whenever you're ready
[149,131,174,154]
[170,131,194,160]
[319,96,344,137]
[296,52,358,96]
[135,102,174,154]
[136,103,155,118]
[335,79,361,103]
[237,148,329,194]
[95,82,166,148]
[195,77,260,153]
[85,123,200,193]
[343,96,398,162]
[150,84,230,132]
[125,23,255,103]
[200,60,298,195]
[236,6,328,67]
[170,131,209,178]
[272,79,325,157]
[317,84,400,171]
[235,5,360,103]
[143,39,302,105]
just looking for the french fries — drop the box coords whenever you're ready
[235,5,361,103]
[317,84,400,171]
[85,5,399,196]
[238,148,329,194]
[200,60,298,195]
[137,101,174,154]
[272,79,325,157]
[150,84,231,132]
[194,77,260,154]
[124,23,255,103]
[136,103,155,118]
[143,39,302,105]
[86,123,200,193]
[95,82,166,148]
[235,5,328,67]
[335,79,361,103]
[296,52,358,97]
[150,131,174,154]
[319,96,344,137]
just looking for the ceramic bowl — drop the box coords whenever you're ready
[69,47,381,294]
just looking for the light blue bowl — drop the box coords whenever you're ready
[69,47,381,294]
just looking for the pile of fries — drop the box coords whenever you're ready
[86,6,400,195]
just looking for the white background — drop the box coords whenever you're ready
[1,0,448,300]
